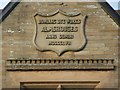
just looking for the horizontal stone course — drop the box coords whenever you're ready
[6,58,115,70]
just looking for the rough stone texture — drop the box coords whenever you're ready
[0,20,2,89]
[1,2,119,89]
[5,71,115,88]
[0,24,2,89]
[118,26,120,89]
[0,9,2,89]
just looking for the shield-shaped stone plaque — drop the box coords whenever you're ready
[34,9,87,56]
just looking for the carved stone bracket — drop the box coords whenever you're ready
[6,58,115,71]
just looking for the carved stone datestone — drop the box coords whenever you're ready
[34,9,87,56]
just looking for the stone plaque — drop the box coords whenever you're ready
[34,9,87,56]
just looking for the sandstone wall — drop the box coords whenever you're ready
[2,2,119,89]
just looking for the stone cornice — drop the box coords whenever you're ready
[6,58,115,71]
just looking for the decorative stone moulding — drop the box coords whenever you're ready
[6,58,115,71]
[20,81,100,89]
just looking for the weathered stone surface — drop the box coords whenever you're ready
[1,1,119,89]
[34,10,87,56]
[6,58,115,70]
[0,22,2,89]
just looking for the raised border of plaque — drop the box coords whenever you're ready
[6,58,115,71]
[33,9,87,56]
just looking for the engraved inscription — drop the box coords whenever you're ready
[41,26,78,32]
[34,10,87,56]
[38,19,81,24]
